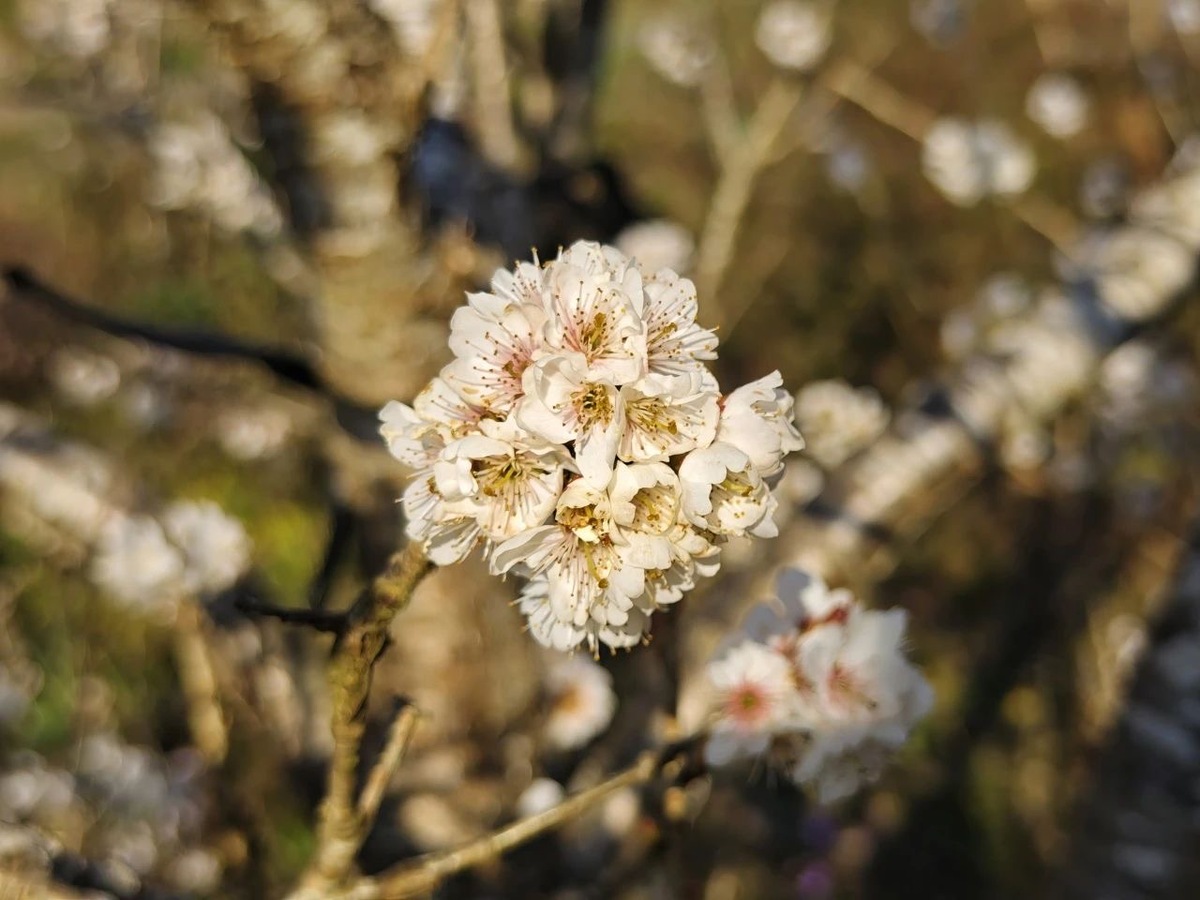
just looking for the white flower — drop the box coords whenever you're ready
[679,442,779,538]
[619,372,719,463]
[1025,73,1089,139]
[381,241,803,651]
[704,641,798,766]
[794,380,890,468]
[442,289,546,415]
[754,1,832,72]
[91,515,184,610]
[921,117,1036,206]
[542,656,617,750]
[517,354,625,486]
[702,569,932,804]
[715,371,805,479]
[542,243,647,383]
[435,418,569,542]
[638,270,718,376]
[637,17,715,88]
[162,501,252,595]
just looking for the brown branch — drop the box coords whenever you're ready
[366,738,700,898]
[287,542,434,898]
[357,701,423,825]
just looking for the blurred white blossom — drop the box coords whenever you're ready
[47,348,121,407]
[638,17,715,88]
[754,1,832,72]
[215,406,293,461]
[19,0,112,59]
[1168,0,1200,34]
[162,500,252,595]
[703,570,932,804]
[542,656,617,751]
[922,117,1036,206]
[147,113,283,238]
[615,220,695,275]
[794,380,889,468]
[1025,73,1090,139]
[516,777,565,817]
[90,515,185,611]
[381,240,803,652]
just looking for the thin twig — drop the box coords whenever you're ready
[694,79,805,320]
[369,739,700,898]
[173,603,229,764]
[236,596,348,635]
[820,59,1080,251]
[357,701,423,826]
[466,0,529,174]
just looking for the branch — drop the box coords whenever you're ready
[235,596,348,635]
[368,738,702,898]
[287,542,435,898]
[1060,518,1200,899]
[357,701,423,826]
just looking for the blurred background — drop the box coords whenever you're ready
[2,0,1200,897]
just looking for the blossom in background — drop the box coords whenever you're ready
[614,220,695,275]
[380,240,804,652]
[703,569,932,804]
[47,348,121,407]
[754,1,832,72]
[1025,73,1090,139]
[89,502,251,609]
[921,117,1036,206]
[542,655,617,750]
[794,379,889,469]
[91,515,185,611]
[162,500,252,595]
[637,16,715,88]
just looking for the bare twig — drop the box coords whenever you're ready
[174,603,230,764]
[466,0,530,174]
[694,79,804,323]
[820,59,1080,251]
[357,701,423,826]
[368,739,700,898]
[235,596,348,635]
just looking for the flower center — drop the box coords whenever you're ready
[572,383,614,429]
[629,485,676,534]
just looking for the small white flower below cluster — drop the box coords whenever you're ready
[794,380,889,469]
[380,240,804,653]
[754,1,832,72]
[542,655,617,750]
[703,569,932,804]
[921,117,1036,207]
[47,348,121,407]
[1025,73,1090,139]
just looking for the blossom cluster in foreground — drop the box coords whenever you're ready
[704,569,932,803]
[380,240,804,653]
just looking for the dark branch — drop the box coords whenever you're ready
[235,595,348,634]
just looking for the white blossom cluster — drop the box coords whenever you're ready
[703,570,932,804]
[90,501,252,611]
[380,240,804,653]
[146,113,284,239]
[921,117,1036,207]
